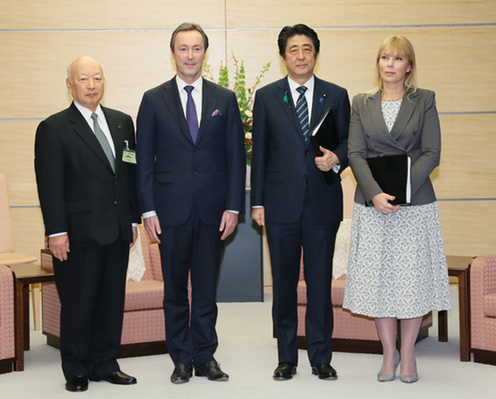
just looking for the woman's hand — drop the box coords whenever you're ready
[371,193,400,215]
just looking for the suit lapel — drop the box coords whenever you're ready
[368,90,417,152]
[389,89,418,141]
[69,103,115,173]
[310,77,328,131]
[102,106,124,174]
[197,78,217,144]
[274,78,306,144]
[161,78,192,143]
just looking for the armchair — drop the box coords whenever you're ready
[41,225,167,357]
[470,254,496,365]
[0,173,37,265]
[0,264,15,374]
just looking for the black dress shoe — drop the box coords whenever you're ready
[171,363,193,384]
[66,375,88,392]
[311,364,338,380]
[102,370,137,385]
[273,363,297,380]
[195,360,229,381]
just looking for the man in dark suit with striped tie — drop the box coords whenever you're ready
[251,24,350,381]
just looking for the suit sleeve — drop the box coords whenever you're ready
[34,120,68,236]
[135,91,158,215]
[122,114,140,224]
[347,94,384,202]
[410,91,441,196]
[224,91,247,213]
[332,88,351,173]
[250,90,268,207]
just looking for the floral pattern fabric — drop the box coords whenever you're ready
[343,202,452,319]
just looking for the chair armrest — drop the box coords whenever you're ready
[40,249,54,272]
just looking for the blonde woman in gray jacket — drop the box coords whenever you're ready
[343,35,452,384]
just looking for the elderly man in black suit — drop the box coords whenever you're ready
[251,24,350,381]
[35,56,139,392]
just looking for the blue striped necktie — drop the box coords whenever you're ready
[296,86,309,141]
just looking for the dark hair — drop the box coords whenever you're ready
[170,22,209,51]
[278,24,320,58]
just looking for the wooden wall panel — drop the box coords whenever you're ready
[434,114,496,199]
[0,31,227,119]
[226,0,496,28]
[0,121,38,205]
[0,0,225,30]
[225,27,496,113]
[10,207,45,261]
[438,201,496,256]
[1,0,495,266]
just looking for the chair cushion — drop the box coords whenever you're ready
[483,293,496,317]
[297,275,347,306]
[124,280,163,311]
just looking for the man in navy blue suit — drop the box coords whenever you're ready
[251,24,350,381]
[136,22,245,384]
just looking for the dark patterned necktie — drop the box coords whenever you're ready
[91,112,115,172]
[184,85,199,143]
[296,86,309,141]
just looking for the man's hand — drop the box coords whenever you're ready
[49,234,70,262]
[130,226,138,248]
[144,215,162,244]
[315,146,339,172]
[219,211,238,240]
[251,207,265,227]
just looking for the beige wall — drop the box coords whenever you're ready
[1,1,495,266]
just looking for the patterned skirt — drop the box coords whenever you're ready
[343,202,452,319]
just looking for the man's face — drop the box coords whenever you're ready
[66,57,104,112]
[281,34,319,84]
[171,30,206,84]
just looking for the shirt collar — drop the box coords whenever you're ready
[287,75,315,94]
[175,75,203,94]
[73,100,104,121]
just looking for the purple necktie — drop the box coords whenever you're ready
[184,85,198,143]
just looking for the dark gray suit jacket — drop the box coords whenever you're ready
[348,88,441,206]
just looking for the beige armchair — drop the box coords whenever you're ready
[0,173,37,265]
[470,254,496,365]
[0,264,15,374]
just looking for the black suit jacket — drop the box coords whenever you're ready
[35,102,139,249]
[251,76,350,224]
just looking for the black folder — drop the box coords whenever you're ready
[310,108,339,184]
[367,154,411,205]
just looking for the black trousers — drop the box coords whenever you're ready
[53,236,129,380]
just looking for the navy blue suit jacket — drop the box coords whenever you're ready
[251,76,350,224]
[136,77,246,226]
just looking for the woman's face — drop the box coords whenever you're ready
[378,47,412,86]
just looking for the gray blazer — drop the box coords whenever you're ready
[348,88,441,206]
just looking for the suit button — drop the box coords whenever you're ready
[194,148,199,152]
[114,201,118,205]
[193,171,198,176]
[305,150,309,155]
[301,173,307,178]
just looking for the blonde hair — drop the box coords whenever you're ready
[366,35,417,98]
